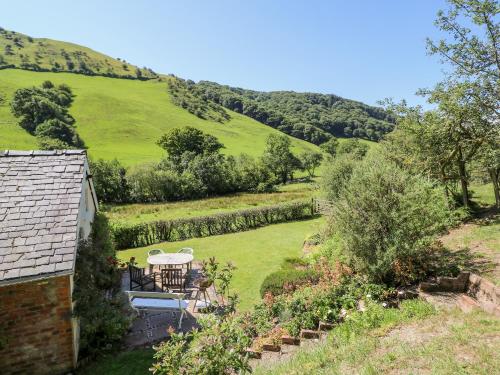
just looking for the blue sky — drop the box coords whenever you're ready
[1,0,449,107]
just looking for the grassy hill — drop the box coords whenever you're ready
[0,27,157,79]
[0,69,321,166]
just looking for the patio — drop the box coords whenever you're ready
[121,260,219,348]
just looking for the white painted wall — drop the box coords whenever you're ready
[72,158,99,366]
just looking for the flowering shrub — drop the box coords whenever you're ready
[151,315,251,375]
[252,275,393,338]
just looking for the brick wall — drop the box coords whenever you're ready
[0,275,75,375]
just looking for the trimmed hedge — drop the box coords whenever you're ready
[260,268,319,297]
[112,200,316,250]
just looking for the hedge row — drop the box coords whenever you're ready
[112,200,316,250]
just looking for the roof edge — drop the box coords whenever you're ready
[0,270,74,287]
[0,150,87,157]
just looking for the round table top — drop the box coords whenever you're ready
[147,253,194,266]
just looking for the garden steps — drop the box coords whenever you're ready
[457,294,481,313]
[418,272,500,317]
[249,329,328,370]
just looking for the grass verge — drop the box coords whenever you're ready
[255,302,500,375]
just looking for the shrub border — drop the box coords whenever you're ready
[112,200,316,249]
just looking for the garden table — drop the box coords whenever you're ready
[147,253,194,271]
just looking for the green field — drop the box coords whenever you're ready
[117,218,323,311]
[105,181,318,225]
[0,69,320,165]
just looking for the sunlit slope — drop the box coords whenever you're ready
[0,28,156,78]
[0,69,320,165]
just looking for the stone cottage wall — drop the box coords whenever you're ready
[0,275,74,374]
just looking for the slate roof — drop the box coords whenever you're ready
[0,150,88,284]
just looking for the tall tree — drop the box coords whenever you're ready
[474,129,500,207]
[10,81,81,149]
[426,82,493,207]
[157,126,224,162]
[423,0,499,208]
[261,134,301,184]
[427,0,500,121]
[299,150,323,178]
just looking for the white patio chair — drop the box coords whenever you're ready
[177,247,194,255]
[177,247,194,271]
[126,290,188,329]
[148,249,164,256]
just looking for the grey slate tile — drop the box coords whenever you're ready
[0,150,89,283]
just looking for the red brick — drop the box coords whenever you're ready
[0,275,75,375]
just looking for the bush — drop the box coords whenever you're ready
[112,200,315,249]
[73,213,130,357]
[90,159,130,203]
[151,315,251,374]
[328,154,453,284]
[252,276,394,338]
[321,154,357,201]
[260,268,319,297]
[37,136,71,150]
[336,138,369,158]
[121,151,276,204]
[34,118,81,146]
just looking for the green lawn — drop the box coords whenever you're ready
[77,349,154,375]
[471,182,496,207]
[0,69,320,166]
[105,181,319,225]
[117,218,323,310]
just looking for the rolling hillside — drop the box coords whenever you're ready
[189,80,395,143]
[0,27,379,166]
[0,69,320,166]
[0,27,157,79]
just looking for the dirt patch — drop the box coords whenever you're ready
[440,212,500,285]
[382,316,451,347]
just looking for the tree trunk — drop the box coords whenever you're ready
[457,148,469,208]
[489,168,500,208]
[440,164,450,203]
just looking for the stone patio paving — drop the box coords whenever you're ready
[121,261,219,347]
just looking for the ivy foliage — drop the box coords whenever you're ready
[73,213,130,357]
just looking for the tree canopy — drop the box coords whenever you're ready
[157,126,224,161]
[261,134,301,183]
[10,80,83,149]
[167,79,395,145]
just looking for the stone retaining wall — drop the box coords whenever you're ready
[420,272,500,317]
